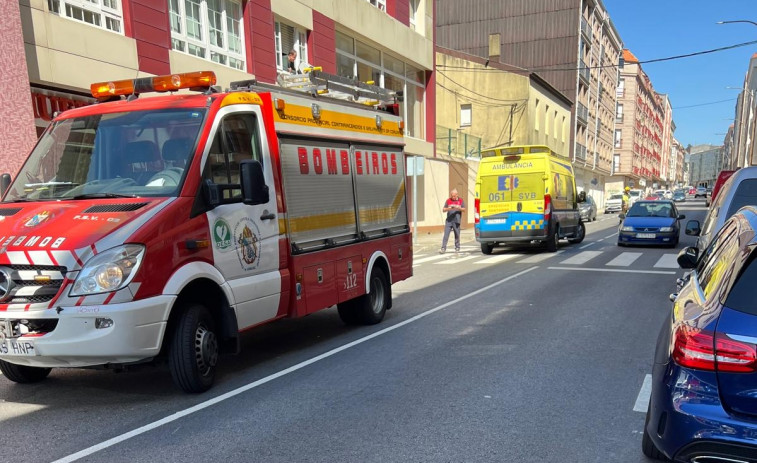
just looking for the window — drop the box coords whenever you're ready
[460,104,472,127]
[613,153,620,174]
[169,0,245,70]
[204,113,262,199]
[275,20,308,72]
[335,31,426,139]
[695,220,737,299]
[614,129,622,148]
[553,110,558,139]
[48,0,123,33]
[534,99,540,131]
[544,105,550,136]
[616,103,623,123]
[617,78,625,97]
[366,0,386,11]
[725,251,757,315]
[409,0,419,30]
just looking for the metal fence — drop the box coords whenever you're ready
[436,126,483,158]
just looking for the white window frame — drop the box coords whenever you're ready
[615,129,622,148]
[274,19,308,72]
[169,0,246,71]
[409,0,419,29]
[48,0,123,34]
[460,104,472,127]
[367,0,387,11]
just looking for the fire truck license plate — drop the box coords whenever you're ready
[0,339,36,356]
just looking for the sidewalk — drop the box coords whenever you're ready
[411,227,477,254]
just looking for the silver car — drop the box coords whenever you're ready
[579,195,597,221]
[605,193,623,213]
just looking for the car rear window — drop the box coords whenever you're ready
[725,248,757,315]
[725,179,757,219]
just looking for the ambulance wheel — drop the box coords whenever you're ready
[546,225,560,252]
[0,360,51,383]
[481,243,494,255]
[568,222,586,244]
[341,267,389,326]
[169,304,219,393]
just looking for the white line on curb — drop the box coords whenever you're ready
[547,267,676,275]
[633,374,653,412]
[52,267,539,463]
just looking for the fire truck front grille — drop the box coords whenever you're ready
[0,265,67,305]
[0,208,22,216]
[84,203,147,213]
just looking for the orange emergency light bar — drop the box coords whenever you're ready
[90,71,217,99]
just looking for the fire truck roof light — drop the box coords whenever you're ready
[90,71,217,99]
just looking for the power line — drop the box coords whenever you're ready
[437,70,529,103]
[673,98,737,109]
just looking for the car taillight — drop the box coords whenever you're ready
[474,198,480,224]
[672,324,757,373]
[544,194,552,222]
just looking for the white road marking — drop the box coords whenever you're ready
[413,254,448,264]
[579,242,595,249]
[606,252,642,267]
[51,266,540,463]
[548,267,676,275]
[517,250,564,263]
[633,374,653,412]
[654,254,679,269]
[559,251,602,265]
[604,233,617,240]
[437,255,478,264]
[474,254,523,264]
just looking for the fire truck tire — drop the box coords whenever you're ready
[0,360,51,383]
[355,267,389,325]
[169,304,219,393]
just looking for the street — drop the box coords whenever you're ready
[0,201,706,463]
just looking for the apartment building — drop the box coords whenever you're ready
[727,53,757,169]
[610,49,665,193]
[688,144,723,188]
[6,0,437,222]
[435,0,622,208]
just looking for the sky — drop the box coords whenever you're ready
[602,0,756,148]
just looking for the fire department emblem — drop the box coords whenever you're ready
[234,218,261,271]
[24,211,51,228]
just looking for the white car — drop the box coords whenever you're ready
[605,193,623,213]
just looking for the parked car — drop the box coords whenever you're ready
[629,189,642,206]
[686,166,757,253]
[687,187,696,196]
[672,190,686,202]
[644,192,664,201]
[579,194,597,222]
[643,205,757,462]
[709,169,737,207]
[617,200,684,247]
[694,186,707,198]
[605,193,623,213]
[655,189,672,199]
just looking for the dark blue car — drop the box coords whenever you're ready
[643,206,757,462]
[618,200,685,247]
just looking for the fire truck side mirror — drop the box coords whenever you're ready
[0,173,11,197]
[240,160,269,205]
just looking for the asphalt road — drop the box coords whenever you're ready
[0,200,708,463]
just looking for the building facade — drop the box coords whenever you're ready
[688,144,723,188]
[727,53,757,169]
[610,49,665,194]
[9,0,438,225]
[435,0,622,205]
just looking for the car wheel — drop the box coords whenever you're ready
[546,225,559,252]
[481,243,494,255]
[169,303,219,393]
[0,360,51,383]
[568,222,585,244]
[642,405,669,460]
[340,267,389,325]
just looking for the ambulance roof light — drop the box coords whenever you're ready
[90,71,217,100]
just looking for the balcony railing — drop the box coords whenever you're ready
[576,102,589,125]
[575,142,587,162]
[581,17,593,42]
[436,125,482,158]
[579,60,591,84]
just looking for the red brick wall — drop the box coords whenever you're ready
[246,0,277,84]
[311,11,336,74]
[127,0,171,75]
[0,2,37,176]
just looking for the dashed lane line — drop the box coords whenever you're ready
[633,374,653,412]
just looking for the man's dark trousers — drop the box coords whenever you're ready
[441,220,460,251]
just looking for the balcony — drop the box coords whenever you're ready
[579,60,591,85]
[576,102,589,125]
[575,142,587,162]
[581,17,593,42]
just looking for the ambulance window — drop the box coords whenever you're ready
[204,113,262,198]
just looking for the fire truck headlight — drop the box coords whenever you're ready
[70,245,145,296]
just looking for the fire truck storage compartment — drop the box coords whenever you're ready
[303,262,336,314]
[336,255,364,303]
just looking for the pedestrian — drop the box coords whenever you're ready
[621,186,630,214]
[287,50,299,74]
[440,188,465,254]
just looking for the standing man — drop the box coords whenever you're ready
[440,189,466,254]
[621,186,630,214]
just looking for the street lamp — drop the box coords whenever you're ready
[716,20,757,27]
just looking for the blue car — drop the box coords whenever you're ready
[643,206,757,462]
[617,200,684,247]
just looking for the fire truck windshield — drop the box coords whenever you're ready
[4,108,206,202]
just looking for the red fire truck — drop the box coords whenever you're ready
[0,70,412,392]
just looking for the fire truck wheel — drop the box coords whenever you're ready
[0,360,51,383]
[355,267,389,325]
[169,304,219,393]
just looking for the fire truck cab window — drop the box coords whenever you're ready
[205,113,261,198]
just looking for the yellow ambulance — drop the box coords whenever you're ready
[474,145,585,254]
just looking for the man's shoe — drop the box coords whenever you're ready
[455,249,460,253]
[439,249,445,254]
